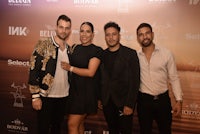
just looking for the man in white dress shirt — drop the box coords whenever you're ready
[136,23,183,134]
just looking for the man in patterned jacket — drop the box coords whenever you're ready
[28,14,71,134]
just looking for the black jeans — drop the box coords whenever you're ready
[37,96,68,134]
[103,98,133,134]
[137,91,172,134]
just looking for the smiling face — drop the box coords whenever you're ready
[137,26,154,48]
[79,23,94,45]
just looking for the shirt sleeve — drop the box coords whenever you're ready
[167,51,183,101]
[92,45,103,61]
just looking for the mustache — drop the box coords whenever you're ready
[142,38,151,44]
[57,34,67,40]
[143,38,150,42]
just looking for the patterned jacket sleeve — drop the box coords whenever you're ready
[28,39,46,99]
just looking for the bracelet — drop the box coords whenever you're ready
[177,100,183,103]
[32,98,40,102]
[70,66,74,72]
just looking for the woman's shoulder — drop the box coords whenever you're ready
[90,44,103,51]
[68,44,80,54]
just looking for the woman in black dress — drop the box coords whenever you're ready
[61,22,102,134]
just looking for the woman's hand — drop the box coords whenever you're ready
[61,61,71,71]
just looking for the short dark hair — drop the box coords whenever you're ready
[136,23,152,34]
[80,22,94,33]
[57,14,71,26]
[104,21,120,32]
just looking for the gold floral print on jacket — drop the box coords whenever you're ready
[42,73,54,89]
[29,85,40,94]
[30,55,36,70]
[32,37,57,71]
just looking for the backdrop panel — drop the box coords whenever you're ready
[0,0,200,133]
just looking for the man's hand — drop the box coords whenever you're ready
[172,101,182,117]
[98,100,103,110]
[123,106,133,115]
[32,98,42,110]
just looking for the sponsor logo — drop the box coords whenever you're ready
[71,29,98,34]
[8,26,29,36]
[121,28,134,41]
[84,131,92,134]
[46,0,58,2]
[182,102,200,119]
[148,0,176,3]
[40,30,56,37]
[8,0,31,6]
[103,131,109,134]
[73,0,99,7]
[72,29,79,34]
[10,83,26,108]
[8,59,30,67]
[186,33,200,40]
[118,0,130,13]
[40,25,80,37]
[7,118,28,133]
[189,0,200,5]
[74,0,99,4]
[40,24,56,37]
[149,23,171,40]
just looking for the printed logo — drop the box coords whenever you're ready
[103,131,109,134]
[74,0,99,4]
[182,102,200,119]
[8,59,30,67]
[73,0,99,8]
[46,0,58,2]
[7,118,28,133]
[185,33,200,40]
[72,29,79,34]
[148,0,176,3]
[151,23,171,40]
[10,83,26,108]
[118,0,130,13]
[84,130,92,134]
[40,24,56,37]
[8,26,29,36]
[189,0,200,5]
[121,28,134,41]
[8,0,32,6]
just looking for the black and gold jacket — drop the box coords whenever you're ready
[28,36,67,99]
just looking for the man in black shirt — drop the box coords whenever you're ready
[99,21,140,134]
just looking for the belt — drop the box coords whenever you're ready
[139,90,169,100]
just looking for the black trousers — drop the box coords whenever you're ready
[37,96,68,134]
[103,98,133,134]
[137,91,172,134]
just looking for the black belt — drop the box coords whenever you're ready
[138,90,169,100]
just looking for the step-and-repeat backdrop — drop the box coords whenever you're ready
[0,0,200,134]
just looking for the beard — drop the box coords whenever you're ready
[141,38,152,47]
[106,39,119,48]
[57,33,67,41]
